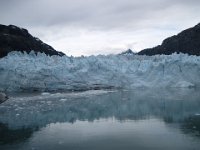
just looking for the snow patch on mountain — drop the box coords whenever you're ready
[0,51,200,91]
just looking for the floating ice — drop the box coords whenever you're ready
[0,88,200,129]
[41,92,51,96]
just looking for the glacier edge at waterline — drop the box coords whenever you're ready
[0,51,200,92]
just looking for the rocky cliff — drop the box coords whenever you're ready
[0,24,65,58]
[138,23,200,56]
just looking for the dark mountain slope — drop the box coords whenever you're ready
[138,23,200,56]
[0,24,65,58]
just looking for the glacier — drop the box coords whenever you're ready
[0,51,200,92]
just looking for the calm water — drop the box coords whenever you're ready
[0,88,200,150]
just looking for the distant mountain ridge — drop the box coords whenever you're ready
[138,23,200,56]
[0,24,65,58]
[119,49,135,55]
[1,23,200,58]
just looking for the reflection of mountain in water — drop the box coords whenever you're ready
[0,123,37,145]
[0,88,200,143]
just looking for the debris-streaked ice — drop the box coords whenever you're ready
[0,51,200,91]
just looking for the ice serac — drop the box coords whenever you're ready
[0,52,200,91]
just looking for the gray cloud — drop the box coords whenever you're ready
[0,0,200,55]
[1,0,200,28]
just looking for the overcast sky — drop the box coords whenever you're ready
[1,0,200,56]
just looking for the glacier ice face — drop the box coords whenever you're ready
[0,51,200,91]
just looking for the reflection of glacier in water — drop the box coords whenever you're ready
[0,88,200,149]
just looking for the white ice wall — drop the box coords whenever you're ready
[0,51,200,91]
